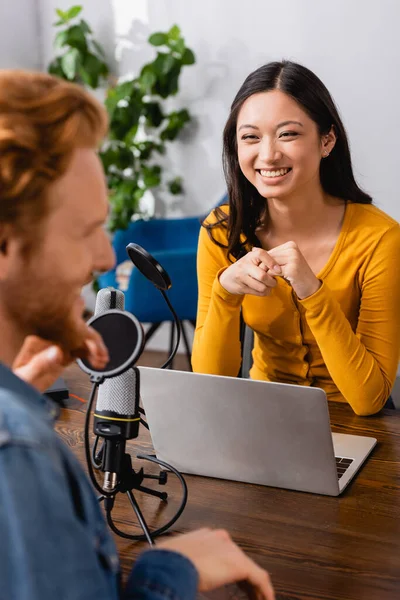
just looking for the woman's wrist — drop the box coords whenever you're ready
[294,278,322,300]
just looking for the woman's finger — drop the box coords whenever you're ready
[248,265,277,288]
[251,248,282,274]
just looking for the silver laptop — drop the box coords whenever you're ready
[138,367,377,496]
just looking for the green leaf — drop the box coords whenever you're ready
[105,80,135,118]
[54,19,66,26]
[123,123,139,146]
[182,48,195,65]
[56,9,67,21]
[143,102,164,127]
[61,48,80,80]
[160,109,191,140]
[66,5,83,20]
[54,30,69,49]
[100,144,134,172]
[79,19,92,34]
[148,32,168,46]
[109,88,143,140]
[65,25,88,52]
[168,25,181,40]
[92,39,106,58]
[80,53,108,88]
[92,278,100,293]
[133,188,145,202]
[133,141,158,160]
[78,65,92,87]
[171,38,185,54]
[48,57,65,78]
[139,65,156,90]
[142,165,162,188]
[153,62,181,98]
[168,177,183,195]
[153,52,177,76]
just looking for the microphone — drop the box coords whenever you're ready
[78,280,188,543]
[93,287,142,491]
[94,286,125,313]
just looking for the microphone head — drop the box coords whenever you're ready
[96,368,138,415]
[95,287,125,315]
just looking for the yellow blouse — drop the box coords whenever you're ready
[192,202,400,415]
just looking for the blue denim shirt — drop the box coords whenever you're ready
[0,364,198,600]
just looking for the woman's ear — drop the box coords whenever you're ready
[321,125,337,159]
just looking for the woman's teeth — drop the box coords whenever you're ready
[259,168,290,178]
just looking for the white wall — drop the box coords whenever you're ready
[0,1,41,69]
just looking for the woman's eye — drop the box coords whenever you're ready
[279,131,299,138]
[241,134,258,140]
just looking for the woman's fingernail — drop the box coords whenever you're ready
[273,265,282,273]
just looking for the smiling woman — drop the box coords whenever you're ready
[192,60,400,416]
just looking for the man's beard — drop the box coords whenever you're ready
[34,304,88,355]
[5,277,89,356]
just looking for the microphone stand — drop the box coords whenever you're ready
[85,245,188,543]
[85,370,188,545]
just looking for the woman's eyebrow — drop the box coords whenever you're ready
[276,120,303,129]
[238,124,260,132]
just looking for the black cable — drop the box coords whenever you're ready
[84,382,120,497]
[85,382,188,540]
[91,435,103,468]
[104,453,188,541]
[160,290,181,369]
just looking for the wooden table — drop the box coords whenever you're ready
[60,363,400,600]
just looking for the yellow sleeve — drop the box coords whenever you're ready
[191,224,244,376]
[299,224,400,415]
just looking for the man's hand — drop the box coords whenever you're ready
[13,330,109,393]
[158,528,275,599]
[219,248,281,297]
[257,242,321,300]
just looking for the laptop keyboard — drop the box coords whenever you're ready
[335,457,354,479]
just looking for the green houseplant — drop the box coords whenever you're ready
[48,6,196,232]
[101,25,195,231]
[48,5,109,88]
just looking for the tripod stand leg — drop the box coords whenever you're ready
[136,484,168,501]
[127,490,154,546]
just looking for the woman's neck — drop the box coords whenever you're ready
[265,187,343,239]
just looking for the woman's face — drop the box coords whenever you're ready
[236,89,334,200]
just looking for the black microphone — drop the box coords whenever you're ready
[92,287,143,491]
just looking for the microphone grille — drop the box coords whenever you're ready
[96,369,138,415]
[95,287,125,315]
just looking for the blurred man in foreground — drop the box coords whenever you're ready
[0,71,274,600]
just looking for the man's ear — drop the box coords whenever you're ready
[0,225,18,281]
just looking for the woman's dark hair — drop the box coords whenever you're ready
[205,60,372,260]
